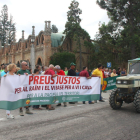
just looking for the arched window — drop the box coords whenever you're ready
[37,58,42,66]
[26,42,28,48]
[36,38,39,45]
[41,35,44,44]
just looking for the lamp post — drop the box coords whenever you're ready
[30,26,35,73]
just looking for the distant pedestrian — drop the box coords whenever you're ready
[0,63,4,72]
[79,66,94,104]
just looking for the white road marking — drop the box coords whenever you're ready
[0,118,5,121]
[77,105,83,107]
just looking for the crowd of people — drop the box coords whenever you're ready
[0,62,127,119]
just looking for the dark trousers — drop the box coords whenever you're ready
[33,105,39,108]
[100,85,102,100]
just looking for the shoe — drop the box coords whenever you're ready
[7,114,14,119]
[48,107,55,110]
[26,108,33,114]
[69,102,75,104]
[19,109,24,116]
[99,100,105,102]
[57,104,61,106]
[89,102,94,104]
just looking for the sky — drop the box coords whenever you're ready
[0,0,109,41]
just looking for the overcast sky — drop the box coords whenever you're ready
[0,0,109,41]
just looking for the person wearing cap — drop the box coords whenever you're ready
[79,66,94,104]
[55,65,67,107]
[68,62,76,104]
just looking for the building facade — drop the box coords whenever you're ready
[0,21,91,70]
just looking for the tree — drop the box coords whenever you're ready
[96,0,140,59]
[52,25,58,33]
[50,52,76,70]
[0,5,16,46]
[64,0,92,70]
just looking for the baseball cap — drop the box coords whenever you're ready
[70,62,76,66]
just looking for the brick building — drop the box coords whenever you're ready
[0,21,91,70]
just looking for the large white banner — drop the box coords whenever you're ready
[0,75,101,110]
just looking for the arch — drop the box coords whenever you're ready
[36,57,42,66]
[17,61,20,67]
[36,37,39,46]
[41,35,44,44]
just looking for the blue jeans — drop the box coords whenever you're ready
[100,85,102,100]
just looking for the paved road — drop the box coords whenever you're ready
[0,92,140,140]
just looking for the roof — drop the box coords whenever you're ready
[51,32,66,47]
[128,58,140,62]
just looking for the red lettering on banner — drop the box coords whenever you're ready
[72,77,76,84]
[39,76,44,84]
[15,87,22,94]
[51,86,55,90]
[68,77,72,84]
[29,76,33,85]
[45,86,50,90]
[76,77,80,84]
[45,76,50,84]
[64,76,68,84]
[33,76,39,84]
[51,77,55,84]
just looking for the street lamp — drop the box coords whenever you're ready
[30,26,35,73]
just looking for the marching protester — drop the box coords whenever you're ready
[116,67,121,76]
[33,69,42,110]
[68,62,76,104]
[104,68,109,78]
[2,64,17,119]
[79,66,94,104]
[1,65,8,77]
[41,66,49,75]
[121,68,127,76]
[92,64,105,102]
[44,64,58,110]
[55,65,67,107]
[76,69,80,76]
[111,69,117,77]
[108,69,112,77]
[64,67,68,76]
[0,63,5,72]
[36,65,42,74]
[17,61,33,116]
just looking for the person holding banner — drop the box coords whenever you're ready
[2,64,17,119]
[79,66,94,104]
[17,61,33,116]
[55,65,67,107]
[44,64,58,110]
[68,62,76,104]
[92,64,105,102]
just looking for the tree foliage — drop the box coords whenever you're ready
[50,52,76,70]
[0,5,16,46]
[96,0,140,59]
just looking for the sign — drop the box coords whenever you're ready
[0,75,101,110]
[107,62,111,68]
[102,76,119,91]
